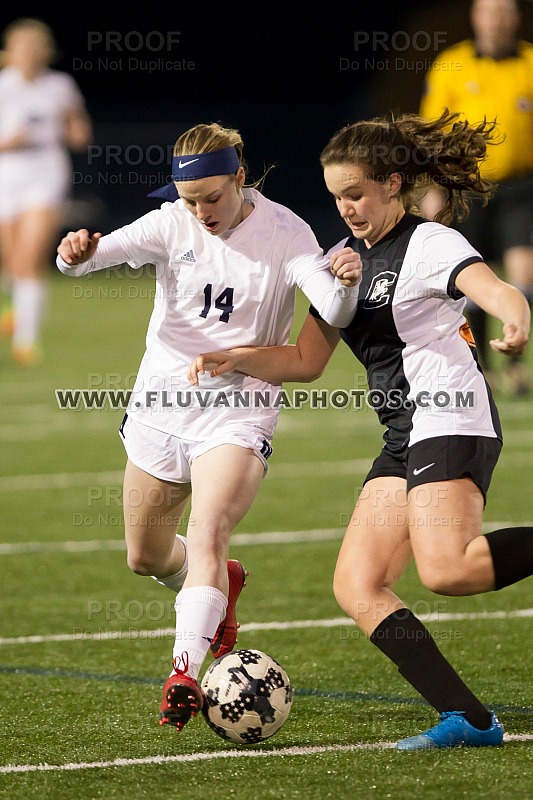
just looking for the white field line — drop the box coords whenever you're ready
[4,416,532,442]
[0,528,344,555]
[0,417,113,441]
[1,522,532,556]
[0,538,128,555]
[1,608,533,647]
[0,461,370,491]
[1,734,532,774]
[2,443,533,491]
[0,470,125,491]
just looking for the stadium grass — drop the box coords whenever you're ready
[0,269,532,799]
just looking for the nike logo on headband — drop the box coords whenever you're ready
[149,146,241,199]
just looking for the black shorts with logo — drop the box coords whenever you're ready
[363,434,502,505]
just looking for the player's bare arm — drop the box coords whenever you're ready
[455,261,530,355]
[57,229,102,265]
[188,314,341,385]
[64,108,94,152]
[0,130,30,152]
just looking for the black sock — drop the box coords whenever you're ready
[370,610,492,730]
[486,527,533,589]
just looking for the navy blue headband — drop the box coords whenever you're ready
[147,146,241,201]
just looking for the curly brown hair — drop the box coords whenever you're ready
[320,109,501,225]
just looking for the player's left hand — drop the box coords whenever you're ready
[489,322,529,356]
[330,247,363,287]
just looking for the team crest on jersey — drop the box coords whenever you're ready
[363,271,398,309]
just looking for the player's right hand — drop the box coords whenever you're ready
[57,229,102,265]
[188,351,240,385]
[489,321,529,356]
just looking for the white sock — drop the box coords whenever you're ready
[12,278,48,346]
[173,585,228,679]
[151,534,188,592]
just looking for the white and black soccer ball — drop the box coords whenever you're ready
[200,648,293,744]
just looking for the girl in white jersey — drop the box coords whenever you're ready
[188,111,533,751]
[0,18,92,366]
[56,121,362,732]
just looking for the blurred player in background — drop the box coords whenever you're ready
[0,17,93,366]
[188,111,533,750]
[419,0,533,396]
[56,121,361,732]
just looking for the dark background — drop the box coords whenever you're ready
[3,0,533,249]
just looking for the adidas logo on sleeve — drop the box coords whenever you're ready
[181,249,196,263]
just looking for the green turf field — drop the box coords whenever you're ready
[1,268,532,800]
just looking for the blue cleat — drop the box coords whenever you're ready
[396,711,504,751]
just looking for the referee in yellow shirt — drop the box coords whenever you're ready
[419,0,533,396]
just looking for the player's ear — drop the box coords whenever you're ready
[234,166,246,189]
[388,172,402,198]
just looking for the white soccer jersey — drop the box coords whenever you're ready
[0,66,85,149]
[57,188,358,441]
[312,214,502,451]
[0,66,87,219]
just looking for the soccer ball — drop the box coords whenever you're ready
[200,648,293,744]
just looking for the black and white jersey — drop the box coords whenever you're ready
[312,213,502,453]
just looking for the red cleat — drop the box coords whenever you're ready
[159,653,203,731]
[210,560,248,659]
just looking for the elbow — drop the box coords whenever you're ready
[320,290,359,329]
[70,135,93,153]
[309,366,327,382]
[321,311,349,328]
[56,257,75,275]
[297,363,328,383]
[56,258,85,277]
[321,310,353,330]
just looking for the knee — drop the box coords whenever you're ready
[417,562,466,596]
[333,565,369,619]
[187,518,231,560]
[127,552,160,576]
[333,571,351,614]
[197,514,232,543]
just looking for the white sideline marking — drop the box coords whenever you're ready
[0,539,128,555]
[1,608,533,647]
[0,528,344,555]
[1,522,532,555]
[2,446,533,490]
[0,461,367,491]
[0,470,124,491]
[1,734,532,773]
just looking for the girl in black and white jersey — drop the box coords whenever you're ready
[188,110,532,750]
